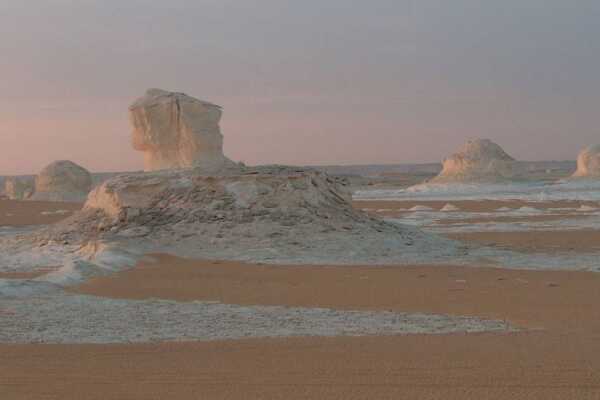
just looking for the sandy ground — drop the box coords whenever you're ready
[2,255,597,399]
[354,199,600,213]
[448,230,600,253]
[72,254,599,330]
[436,214,588,225]
[0,199,81,226]
[3,201,600,398]
[0,269,57,279]
[3,332,599,400]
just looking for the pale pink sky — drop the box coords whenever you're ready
[1,1,599,175]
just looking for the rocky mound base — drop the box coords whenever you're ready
[32,166,460,265]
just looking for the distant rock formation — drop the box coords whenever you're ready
[430,139,517,183]
[4,177,34,200]
[130,88,235,172]
[31,160,92,202]
[572,145,600,178]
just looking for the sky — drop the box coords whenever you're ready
[1,0,599,174]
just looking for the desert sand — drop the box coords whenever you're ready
[0,269,57,279]
[449,230,600,253]
[0,199,81,227]
[3,179,600,399]
[3,254,600,399]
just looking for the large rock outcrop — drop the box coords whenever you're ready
[572,145,600,178]
[130,88,235,172]
[4,177,34,200]
[31,160,92,202]
[36,166,458,265]
[430,139,517,183]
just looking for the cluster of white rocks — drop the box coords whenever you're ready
[4,177,34,200]
[427,139,600,184]
[12,89,459,264]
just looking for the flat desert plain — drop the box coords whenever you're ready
[2,199,600,399]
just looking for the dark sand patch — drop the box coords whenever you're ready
[449,230,600,253]
[0,268,57,279]
[0,200,82,227]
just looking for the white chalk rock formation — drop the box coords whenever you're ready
[130,88,235,172]
[31,160,92,202]
[430,139,516,183]
[4,177,34,200]
[37,166,459,265]
[572,145,600,178]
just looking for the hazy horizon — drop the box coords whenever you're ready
[2,1,599,175]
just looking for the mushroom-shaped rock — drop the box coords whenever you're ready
[430,139,517,183]
[130,88,235,172]
[572,145,600,178]
[31,160,92,202]
[4,177,34,200]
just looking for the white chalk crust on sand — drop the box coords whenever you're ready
[0,292,512,344]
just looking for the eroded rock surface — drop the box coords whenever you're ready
[130,88,235,172]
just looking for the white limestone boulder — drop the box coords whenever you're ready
[430,139,517,183]
[130,88,235,172]
[31,160,92,202]
[572,145,600,178]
